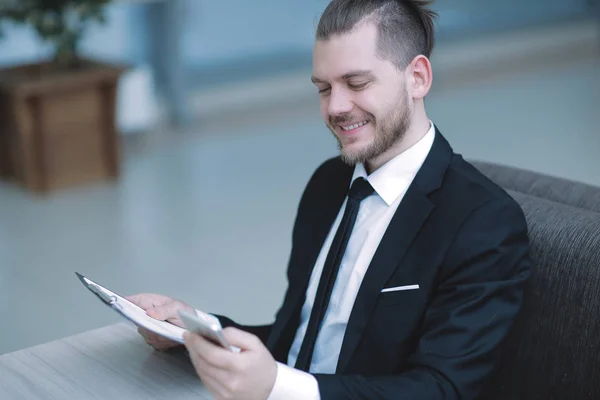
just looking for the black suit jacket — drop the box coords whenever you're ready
[218,128,531,400]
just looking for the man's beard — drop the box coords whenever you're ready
[329,93,412,166]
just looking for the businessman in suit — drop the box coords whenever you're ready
[127,1,531,399]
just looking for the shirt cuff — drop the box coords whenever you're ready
[267,362,320,400]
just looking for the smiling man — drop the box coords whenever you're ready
[128,1,532,399]
[311,17,423,174]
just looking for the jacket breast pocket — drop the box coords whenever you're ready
[377,287,423,307]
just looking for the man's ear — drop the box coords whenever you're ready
[406,55,433,100]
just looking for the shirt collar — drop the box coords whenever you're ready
[351,121,436,206]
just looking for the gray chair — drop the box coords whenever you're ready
[471,162,600,399]
[471,160,600,213]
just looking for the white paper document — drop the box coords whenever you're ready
[76,272,187,344]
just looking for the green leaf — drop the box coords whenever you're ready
[0,0,114,62]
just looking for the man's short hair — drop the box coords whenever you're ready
[316,0,438,70]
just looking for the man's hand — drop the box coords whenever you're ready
[126,293,195,351]
[184,327,277,400]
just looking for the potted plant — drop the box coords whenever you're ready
[0,0,127,194]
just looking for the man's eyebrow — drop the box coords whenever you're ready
[311,70,374,84]
[341,70,374,80]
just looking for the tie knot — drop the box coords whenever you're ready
[348,177,374,201]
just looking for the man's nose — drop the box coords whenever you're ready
[327,88,353,116]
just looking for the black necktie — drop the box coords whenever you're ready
[294,177,375,372]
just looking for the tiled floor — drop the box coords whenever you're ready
[1,27,599,355]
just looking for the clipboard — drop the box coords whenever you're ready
[75,272,187,344]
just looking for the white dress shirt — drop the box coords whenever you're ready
[266,123,436,399]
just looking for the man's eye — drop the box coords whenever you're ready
[318,87,331,94]
[348,82,369,90]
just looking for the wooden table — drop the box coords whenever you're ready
[0,323,213,399]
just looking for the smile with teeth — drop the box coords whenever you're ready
[340,120,369,131]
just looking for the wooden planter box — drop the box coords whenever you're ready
[0,59,127,194]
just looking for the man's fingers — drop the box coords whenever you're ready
[125,294,147,308]
[125,293,170,310]
[185,332,235,370]
[137,327,178,350]
[221,327,261,351]
[142,332,171,344]
[145,336,177,351]
[147,301,190,326]
[137,327,167,341]
[146,303,172,320]
[126,295,192,328]
[147,339,175,351]
[185,332,217,360]
[147,305,168,320]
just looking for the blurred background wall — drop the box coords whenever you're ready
[0,0,595,132]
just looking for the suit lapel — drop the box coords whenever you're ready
[336,128,454,372]
[267,160,354,354]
